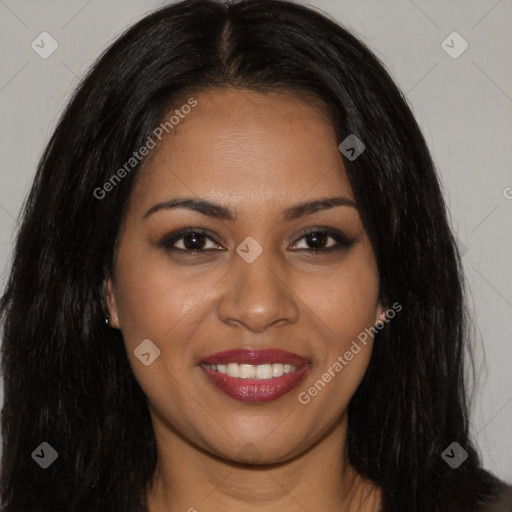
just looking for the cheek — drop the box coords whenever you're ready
[303,253,380,341]
[298,249,380,402]
[111,251,207,414]
[111,242,225,392]
[113,242,210,341]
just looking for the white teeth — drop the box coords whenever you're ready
[226,363,239,377]
[256,364,273,379]
[239,364,256,379]
[205,362,298,379]
[272,363,284,377]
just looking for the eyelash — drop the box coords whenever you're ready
[158,227,354,255]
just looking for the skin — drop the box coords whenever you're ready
[105,87,386,512]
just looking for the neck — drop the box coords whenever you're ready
[144,409,381,512]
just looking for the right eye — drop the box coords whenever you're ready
[158,228,224,254]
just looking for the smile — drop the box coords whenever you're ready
[203,362,298,379]
[199,348,310,403]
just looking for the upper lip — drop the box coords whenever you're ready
[199,348,309,367]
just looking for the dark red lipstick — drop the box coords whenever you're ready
[199,348,310,403]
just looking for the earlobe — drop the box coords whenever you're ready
[103,278,121,329]
[375,302,387,327]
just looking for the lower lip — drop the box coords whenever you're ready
[199,364,310,403]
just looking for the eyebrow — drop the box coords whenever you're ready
[143,196,357,221]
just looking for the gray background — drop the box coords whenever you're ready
[0,0,511,482]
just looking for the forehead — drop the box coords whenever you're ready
[130,87,354,210]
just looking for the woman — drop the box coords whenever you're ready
[1,0,510,511]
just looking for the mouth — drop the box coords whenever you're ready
[198,348,310,403]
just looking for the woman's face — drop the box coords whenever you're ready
[106,88,385,464]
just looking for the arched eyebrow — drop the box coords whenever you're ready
[144,198,233,220]
[143,196,357,221]
[282,197,357,220]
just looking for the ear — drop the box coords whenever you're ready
[103,278,121,329]
[374,299,388,327]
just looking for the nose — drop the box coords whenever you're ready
[216,247,300,333]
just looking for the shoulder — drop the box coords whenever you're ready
[0,508,57,512]
[476,482,512,512]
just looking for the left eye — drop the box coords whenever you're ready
[290,230,354,252]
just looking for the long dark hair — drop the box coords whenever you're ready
[1,1,508,511]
